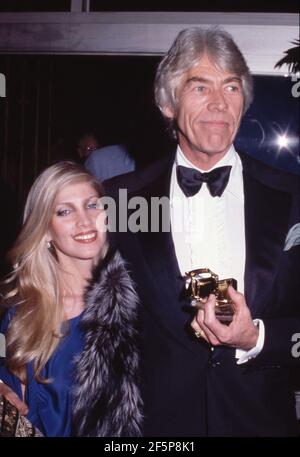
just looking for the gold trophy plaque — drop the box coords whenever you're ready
[184,268,237,323]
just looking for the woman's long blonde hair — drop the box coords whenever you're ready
[2,161,105,383]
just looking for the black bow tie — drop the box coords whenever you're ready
[176,165,232,197]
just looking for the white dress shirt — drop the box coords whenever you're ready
[171,144,245,292]
[170,145,264,363]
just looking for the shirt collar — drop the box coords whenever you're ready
[175,144,244,201]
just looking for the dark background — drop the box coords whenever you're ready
[0,0,298,13]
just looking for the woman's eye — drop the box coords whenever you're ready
[56,209,70,216]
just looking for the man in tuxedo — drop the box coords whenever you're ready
[106,27,300,436]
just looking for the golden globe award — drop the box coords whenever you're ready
[184,268,237,324]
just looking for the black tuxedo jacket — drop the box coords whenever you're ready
[105,151,300,436]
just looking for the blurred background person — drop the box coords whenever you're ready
[76,132,100,162]
[85,143,136,182]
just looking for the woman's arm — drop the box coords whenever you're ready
[0,379,28,415]
[0,309,28,414]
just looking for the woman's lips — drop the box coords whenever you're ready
[72,230,98,243]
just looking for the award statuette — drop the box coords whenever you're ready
[184,268,237,324]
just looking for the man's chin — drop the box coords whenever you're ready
[197,137,233,155]
[193,145,231,158]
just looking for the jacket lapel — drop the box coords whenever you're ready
[241,156,292,316]
[134,158,206,354]
[212,154,293,361]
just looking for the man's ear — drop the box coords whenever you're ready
[162,105,175,119]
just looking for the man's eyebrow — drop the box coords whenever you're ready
[223,76,242,84]
[184,75,242,88]
[184,76,210,87]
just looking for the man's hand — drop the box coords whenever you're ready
[0,381,28,415]
[191,286,259,350]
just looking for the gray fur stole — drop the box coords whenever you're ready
[72,250,143,436]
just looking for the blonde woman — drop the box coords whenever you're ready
[0,161,142,437]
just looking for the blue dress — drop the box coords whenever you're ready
[0,308,84,437]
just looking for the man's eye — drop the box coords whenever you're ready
[56,209,70,216]
[87,202,98,209]
[226,85,240,92]
[196,85,205,92]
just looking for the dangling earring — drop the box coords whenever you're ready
[47,241,52,249]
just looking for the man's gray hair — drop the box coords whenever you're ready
[154,27,253,119]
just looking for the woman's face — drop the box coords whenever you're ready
[47,181,106,267]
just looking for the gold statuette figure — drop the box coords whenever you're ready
[184,268,237,323]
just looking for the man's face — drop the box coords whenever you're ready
[77,134,99,159]
[165,54,244,167]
